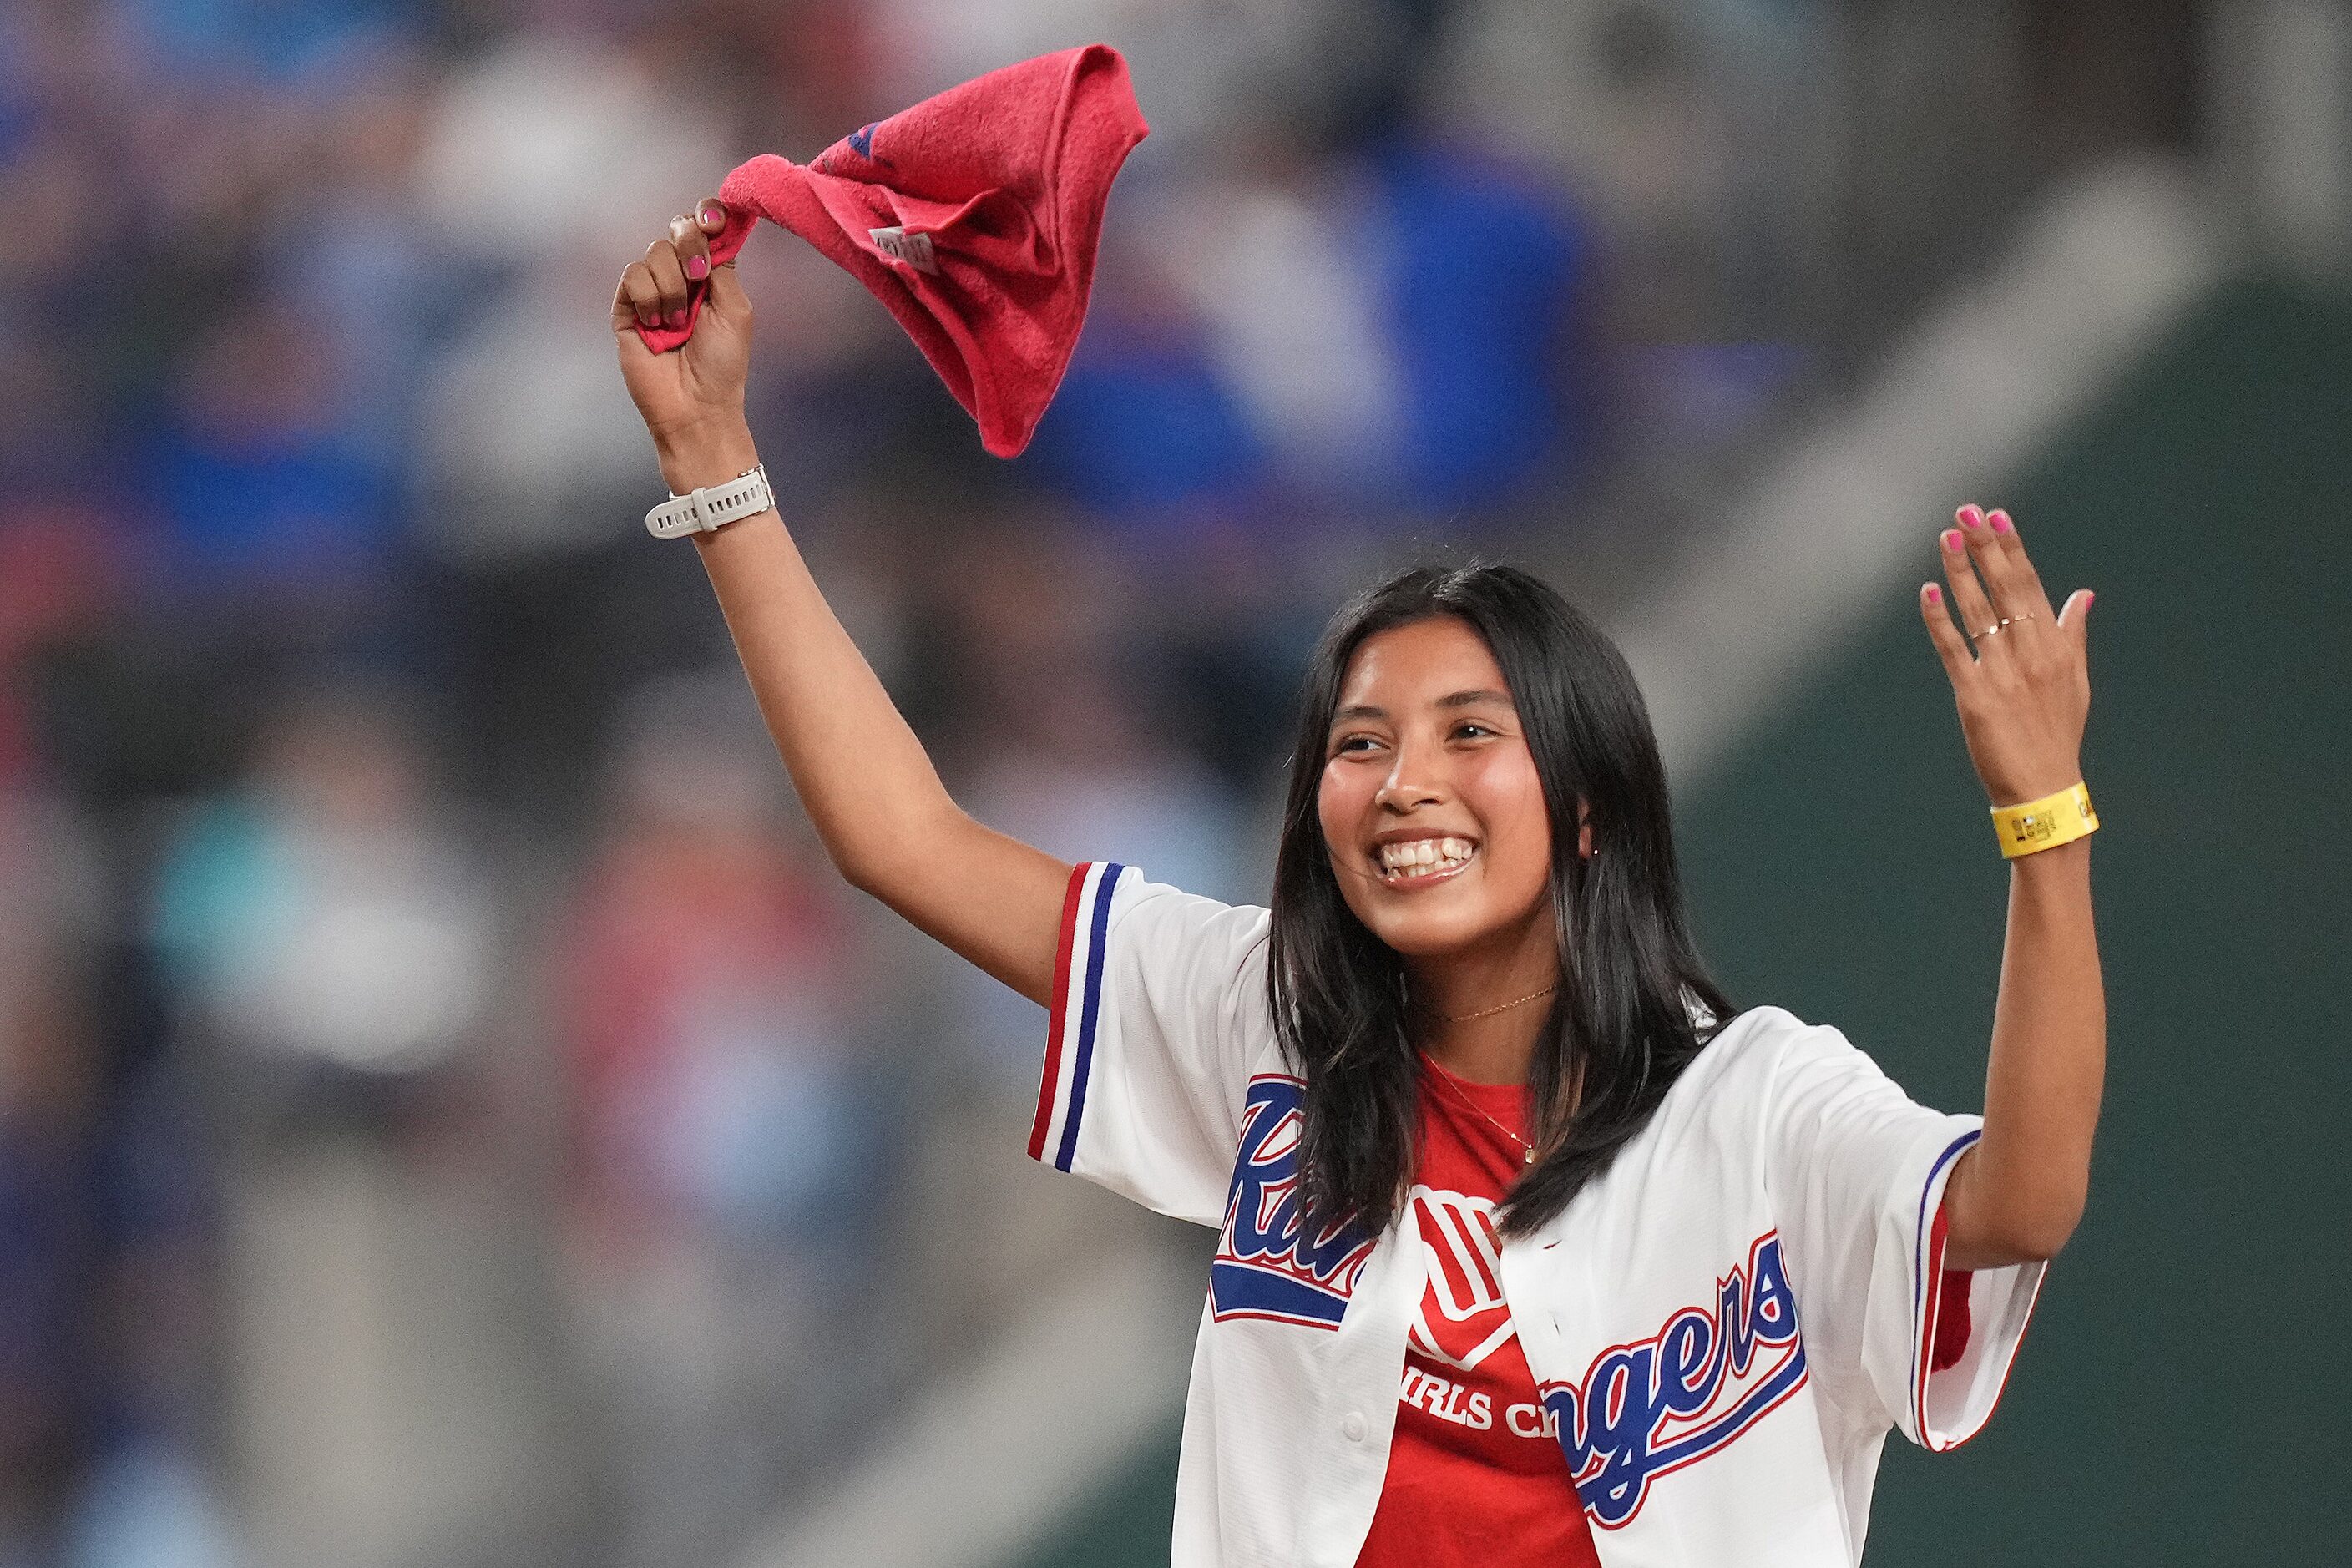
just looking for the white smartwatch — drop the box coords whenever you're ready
[645,462,775,539]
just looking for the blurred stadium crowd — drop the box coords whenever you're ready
[0,0,2202,1565]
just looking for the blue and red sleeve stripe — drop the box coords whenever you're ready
[1027,861,1122,1171]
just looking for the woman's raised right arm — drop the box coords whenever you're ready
[614,198,1070,1006]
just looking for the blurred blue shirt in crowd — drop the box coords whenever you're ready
[1026,130,1588,530]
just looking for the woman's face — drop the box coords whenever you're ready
[1317,615,1576,961]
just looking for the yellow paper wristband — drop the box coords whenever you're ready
[1990,781,2098,859]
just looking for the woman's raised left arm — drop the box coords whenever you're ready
[1915,503,2103,1271]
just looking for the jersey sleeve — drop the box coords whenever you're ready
[1024,861,1271,1228]
[1761,1021,2047,1451]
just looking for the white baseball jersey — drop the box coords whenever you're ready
[1027,862,2048,1568]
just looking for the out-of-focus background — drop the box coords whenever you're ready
[0,1,2346,1565]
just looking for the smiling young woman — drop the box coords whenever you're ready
[614,202,2103,1567]
[1272,574,1732,1252]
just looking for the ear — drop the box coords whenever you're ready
[1576,797,1594,861]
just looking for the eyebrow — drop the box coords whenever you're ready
[1331,689,1515,723]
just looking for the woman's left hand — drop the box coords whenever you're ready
[1918,503,2094,807]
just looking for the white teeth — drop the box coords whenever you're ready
[1377,837,1475,878]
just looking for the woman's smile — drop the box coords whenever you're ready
[1372,832,1481,888]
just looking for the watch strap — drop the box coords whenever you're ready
[645,463,774,539]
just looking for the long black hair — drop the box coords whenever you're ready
[1267,563,1732,1238]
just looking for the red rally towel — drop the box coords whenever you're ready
[635,43,1150,458]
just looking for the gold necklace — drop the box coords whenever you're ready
[1437,982,1557,1023]
[1422,1059,1538,1165]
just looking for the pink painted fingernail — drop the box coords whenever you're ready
[685,254,709,281]
[666,307,685,328]
[1959,505,1982,528]
[1925,584,1942,603]
[1941,529,1963,552]
[1990,511,2011,533]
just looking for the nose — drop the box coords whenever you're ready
[1373,734,1446,813]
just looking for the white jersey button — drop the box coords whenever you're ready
[1342,1412,1367,1443]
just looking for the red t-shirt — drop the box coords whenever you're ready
[1355,1055,1979,1566]
[1355,1057,1601,1567]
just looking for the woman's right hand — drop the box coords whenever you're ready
[611,198,754,454]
